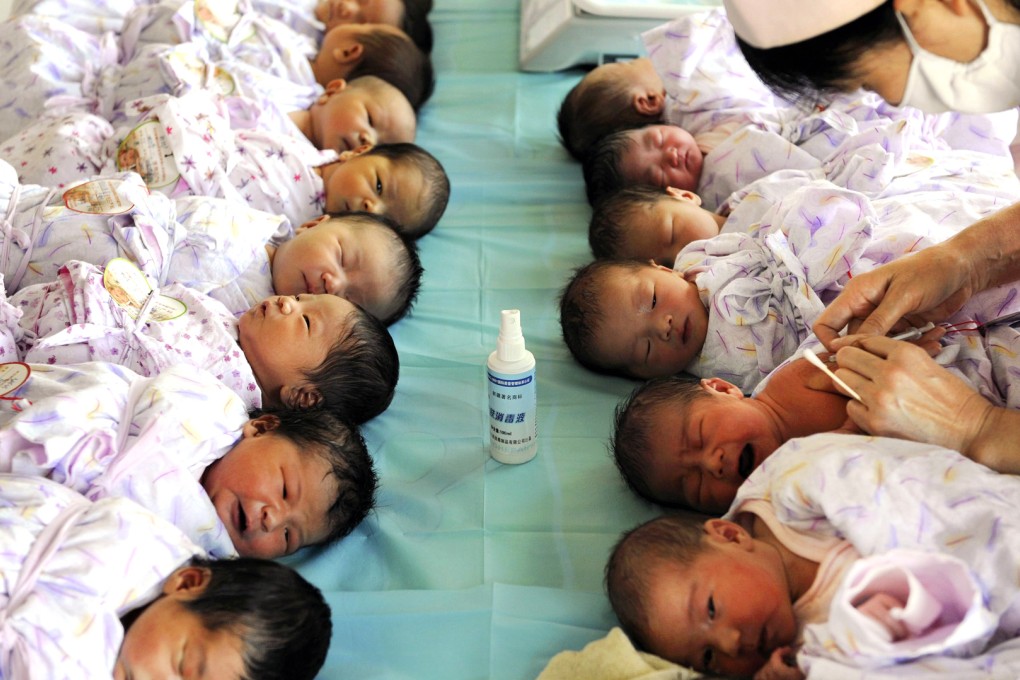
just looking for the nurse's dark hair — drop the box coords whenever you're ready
[611,375,709,506]
[735,1,900,105]
[185,557,331,680]
[605,514,707,652]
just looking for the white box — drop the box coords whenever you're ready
[519,0,721,72]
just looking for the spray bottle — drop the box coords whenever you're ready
[487,309,537,464]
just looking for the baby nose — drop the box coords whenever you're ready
[322,270,347,296]
[261,503,282,533]
[359,197,380,213]
[358,129,377,147]
[660,314,673,341]
[713,627,743,657]
[337,0,357,18]
[704,447,725,479]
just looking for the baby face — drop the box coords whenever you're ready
[315,0,405,31]
[238,294,355,406]
[202,417,340,558]
[617,189,722,266]
[643,531,797,676]
[618,125,703,192]
[323,152,426,230]
[115,575,245,680]
[271,217,403,321]
[592,265,708,379]
[310,77,416,153]
[642,384,782,513]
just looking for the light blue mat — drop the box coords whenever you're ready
[282,2,689,678]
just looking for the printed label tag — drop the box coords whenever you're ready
[103,258,187,322]
[195,0,246,42]
[893,153,936,178]
[167,49,237,96]
[116,121,180,189]
[63,179,135,215]
[0,362,30,397]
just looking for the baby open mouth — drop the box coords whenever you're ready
[739,444,754,479]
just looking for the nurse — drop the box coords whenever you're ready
[721,0,1020,470]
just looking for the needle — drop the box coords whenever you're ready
[888,321,935,342]
[803,348,863,402]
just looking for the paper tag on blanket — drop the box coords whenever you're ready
[103,258,187,322]
[63,179,135,215]
[116,121,181,190]
[0,362,30,398]
[166,49,236,96]
[893,153,936,178]
[195,0,247,42]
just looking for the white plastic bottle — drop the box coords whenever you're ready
[487,309,538,464]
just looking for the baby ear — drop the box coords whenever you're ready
[332,42,364,65]
[665,186,702,206]
[297,214,331,233]
[283,383,323,410]
[242,413,282,438]
[703,518,752,548]
[162,565,213,597]
[337,144,372,163]
[700,377,744,398]
[315,78,348,105]
[634,89,665,116]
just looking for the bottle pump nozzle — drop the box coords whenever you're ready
[497,309,526,362]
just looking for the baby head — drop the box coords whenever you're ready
[559,259,708,379]
[312,23,435,110]
[309,76,417,153]
[201,407,377,558]
[606,515,796,677]
[582,124,703,207]
[556,57,666,161]
[320,142,450,238]
[612,375,782,514]
[271,212,423,325]
[315,0,434,53]
[238,293,399,423]
[117,557,331,680]
[589,186,724,266]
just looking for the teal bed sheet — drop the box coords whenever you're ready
[283,2,692,678]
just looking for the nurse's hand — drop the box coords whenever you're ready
[831,337,996,459]
[814,246,977,351]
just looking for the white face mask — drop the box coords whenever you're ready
[896,0,1020,113]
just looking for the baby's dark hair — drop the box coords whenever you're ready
[589,186,665,259]
[557,70,659,162]
[736,2,899,106]
[303,301,399,423]
[182,556,331,680]
[605,515,707,652]
[611,375,708,504]
[348,27,435,110]
[559,259,650,377]
[400,0,434,53]
[582,128,636,207]
[254,407,378,544]
[365,143,449,238]
[326,211,424,324]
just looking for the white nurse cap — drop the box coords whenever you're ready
[722,0,888,48]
